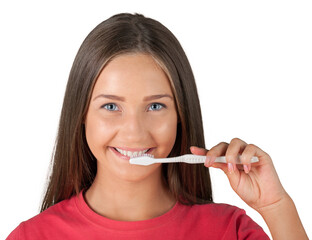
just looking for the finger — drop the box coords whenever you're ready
[239,144,257,173]
[205,142,229,167]
[240,143,272,168]
[226,138,248,173]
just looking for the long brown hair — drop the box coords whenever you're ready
[40,13,212,212]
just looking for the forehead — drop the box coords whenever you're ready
[92,53,173,96]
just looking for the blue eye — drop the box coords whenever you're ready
[102,103,119,111]
[148,103,165,111]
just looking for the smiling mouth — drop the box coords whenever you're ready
[113,147,152,158]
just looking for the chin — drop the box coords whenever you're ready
[110,162,163,183]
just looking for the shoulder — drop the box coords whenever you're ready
[177,202,270,239]
[185,202,257,226]
[27,194,78,224]
[6,194,79,239]
[183,202,247,219]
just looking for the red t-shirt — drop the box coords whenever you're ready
[7,191,270,239]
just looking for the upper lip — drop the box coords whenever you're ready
[112,146,152,151]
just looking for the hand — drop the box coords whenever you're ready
[190,138,289,212]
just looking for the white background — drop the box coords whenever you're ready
[1,0,311,238]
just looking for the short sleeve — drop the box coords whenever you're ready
[223,208,270,239]
[6,222,24,240]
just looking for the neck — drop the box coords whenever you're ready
[85,167,176,221]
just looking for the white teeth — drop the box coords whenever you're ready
[115,148,149,158]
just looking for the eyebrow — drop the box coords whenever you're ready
[93,94,173,102]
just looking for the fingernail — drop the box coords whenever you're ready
[228,163,234,173]
[244,164,249,174]
[244,164,251,174]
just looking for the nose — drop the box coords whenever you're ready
[119,112,149,142]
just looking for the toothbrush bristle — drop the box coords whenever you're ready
[129,154,155,166]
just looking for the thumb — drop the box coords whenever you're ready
[190,146,208,156]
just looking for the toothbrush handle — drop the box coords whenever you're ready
[154,157,187,164]
[154,154,259,164]
[154,155,205,164]
[217,155,259,164]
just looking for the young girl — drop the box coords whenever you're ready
[7,13,308,239]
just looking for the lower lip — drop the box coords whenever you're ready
[109,147,154,161]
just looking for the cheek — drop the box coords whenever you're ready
[85,115,119,153]
[148,113,177,155]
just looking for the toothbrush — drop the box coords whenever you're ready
[129,154,259,166]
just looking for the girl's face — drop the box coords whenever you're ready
[85,53,178,182]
